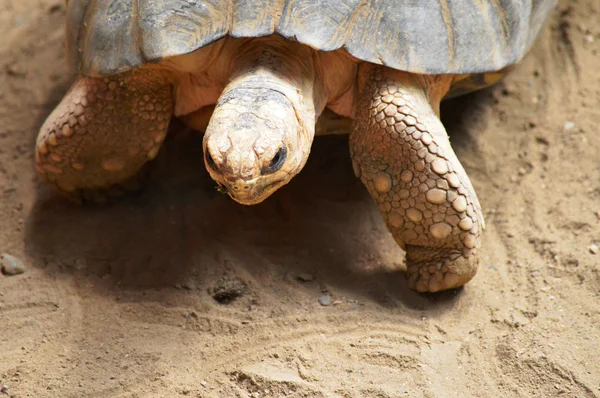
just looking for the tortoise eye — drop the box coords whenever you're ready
[205,150,217,170]
[263,146,287,174]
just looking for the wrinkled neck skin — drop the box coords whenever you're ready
[230,37,329,122]
[203,37,329,205]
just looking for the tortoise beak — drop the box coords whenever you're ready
[223,176,286,205]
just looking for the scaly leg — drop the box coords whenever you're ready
[36,68,173,201]
[350,66,484,292]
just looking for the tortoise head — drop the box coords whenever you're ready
[203,85,311,205]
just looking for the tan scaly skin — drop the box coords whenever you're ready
[36,68,173,202]
[350,66,484,292]
[36,37,483,292]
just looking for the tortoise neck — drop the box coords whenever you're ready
[228,37,328,125]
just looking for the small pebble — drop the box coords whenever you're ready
[1,253,25,276]
[1,385,7,394]
[296,272,315,282]
[210,278,247,304]
[589,244,599,255]
[318,295,332,306]
[563,121,575,131]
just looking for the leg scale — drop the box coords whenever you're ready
[36,68,173,202]
[350,66,484,292]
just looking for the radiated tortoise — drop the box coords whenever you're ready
[36,0,556,292]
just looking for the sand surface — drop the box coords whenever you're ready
[1,1,599,397]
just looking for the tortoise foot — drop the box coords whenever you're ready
[350,65,485,292]
[405,245,478,292]
[36,69,173,198]
[54,172,145,205]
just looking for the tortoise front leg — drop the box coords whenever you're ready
[36,68,173,201]
[350,66,484,293]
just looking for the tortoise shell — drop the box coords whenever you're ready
[66,0,556,83]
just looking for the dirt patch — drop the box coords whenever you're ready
[1,1,599,397]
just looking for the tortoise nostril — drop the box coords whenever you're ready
[263,146,287,175]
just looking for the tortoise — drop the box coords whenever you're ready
[36,0,556,292]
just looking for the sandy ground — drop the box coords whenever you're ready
[1,1,599,397]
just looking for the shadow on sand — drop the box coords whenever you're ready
[23,84,492,315]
